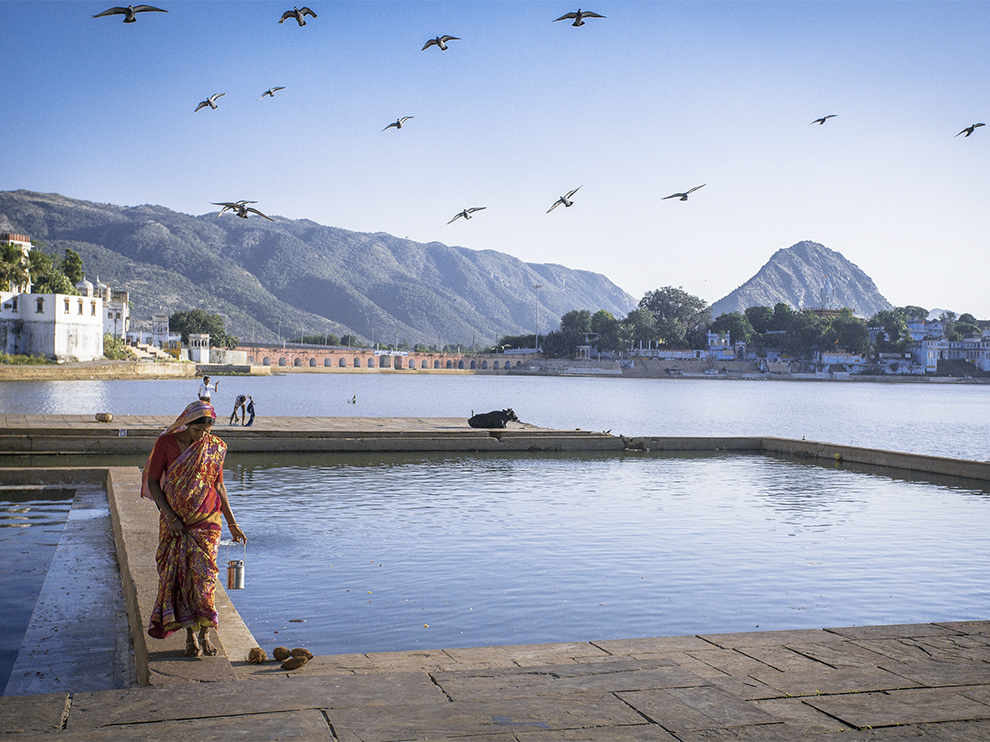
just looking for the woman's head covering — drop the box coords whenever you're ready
[140,401,218,501]
[163,400,217,436]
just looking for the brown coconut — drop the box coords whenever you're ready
[272,646,291,661]
[247,647,267,664]
[290,648,314,660]
[281,655,309,670]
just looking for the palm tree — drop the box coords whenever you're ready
[0,243,30,292]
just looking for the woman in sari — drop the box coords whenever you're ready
[141,401,246,657]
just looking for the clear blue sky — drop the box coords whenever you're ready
[2,1,988,317]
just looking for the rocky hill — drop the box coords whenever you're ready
[709,241,892,318]
[0,190,636,346]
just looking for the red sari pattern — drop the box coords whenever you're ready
[145,431,228,639]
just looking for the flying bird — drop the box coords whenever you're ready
[547,186,582,213]
[810,114,837,125]
[279,6,316,26]
[195,93,225,112]
[956,123,985,137]
[448,207,486,224]
[662,184,706,201]
[553,9,606,26]
[382,116,414,131]
[259,86,286,100]
[92,5,167,22]
[422,35,460,51]
[213,201,274,221]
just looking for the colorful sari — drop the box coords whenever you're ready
[141,401,228,640]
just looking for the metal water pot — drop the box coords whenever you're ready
[226,542,246,590]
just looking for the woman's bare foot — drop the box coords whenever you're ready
[199,627,219,656]
[184,631,201,657]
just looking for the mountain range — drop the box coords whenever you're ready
[0,191,635,346]
[0,191,895,344]
[708,241,892,319]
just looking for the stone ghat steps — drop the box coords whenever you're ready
[0,416,624,454]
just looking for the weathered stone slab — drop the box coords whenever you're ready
[3,709,332,741]
[752,697,852,734]
[784,640,892,668]
[592,636,716,655]
[442,642,611,666]
[734,646,834,673]
[826,623,961,641]
[705,674,781,702]
[915,719,990,741]
[805,687,990,728]
[684,649,776,678]
[328,693,645,741]
[67,672,444,728]
[856,636,990,665]
[881,660,990,688]
[434,665,708,701]
[934,621,990,635]
[514,725,679,741]
[361,648,457,672]
[146,653,238,685]
[0,692,68,734]
[699,629,839,648]
[749,664,918,697]
[617,686,778,733]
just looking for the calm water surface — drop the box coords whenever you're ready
[222,451,990,656]
[1,374,989,459]
[2,375,989,656]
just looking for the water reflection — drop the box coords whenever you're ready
[219,452,990,656]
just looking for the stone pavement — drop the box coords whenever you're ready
[3,620,990,740]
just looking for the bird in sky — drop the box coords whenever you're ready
[279,7,317,26]
[259,87,286,100]
[92,5,167,23]
[422,35,460,51]
[810,114,837,125]
[214,201,275,221]
[956,122,985,137]
[382,116,414,131]
[547,186,582,213]
[662,184,706,201]
[448,207,486,224]
[194,93,225,112]
[553,9,606,26]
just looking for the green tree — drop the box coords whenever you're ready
[169,309,239,349]
[639,287,711,348]
[61,248,84,284]
[622,307,657,344]
[826,308,870,355]
[559,309,592,334]
[902,305,928,320]
[744,305,774,334]
[591,309,624,353]
[103,333,133,360]
[0,243,30,292]
[709,312,754,345]
[870,309,911,353]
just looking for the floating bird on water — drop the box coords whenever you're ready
[422,35,460,51]
[93,5,167,22]
[810,114,837,125]
[448,207,486,224]
[956,122,985,137]
[195,93,225,112]
[547,186,582,213]
[553,9,605,26]
[279,6,316,26]
[662,184,706,201]
[213,201,274,221]
[259,87,286,100]
[347,395,356,404]
[382,116,414,131]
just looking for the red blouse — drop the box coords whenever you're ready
[146,433,225,489]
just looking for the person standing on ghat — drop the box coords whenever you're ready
[198,375,218,402]
[141,401,246,657]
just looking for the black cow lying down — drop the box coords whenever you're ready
[468,409,519,428]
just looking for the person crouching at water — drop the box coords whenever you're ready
[229,394,247,425]
[141,401,246,657]
[198,375,218,402]
[245,396,255,427]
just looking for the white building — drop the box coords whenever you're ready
[94,277,130,339]
[911,333,990,374]
[0,289,104,361]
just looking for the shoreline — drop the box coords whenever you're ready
[1,359,986,384]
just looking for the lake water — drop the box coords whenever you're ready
[2,373,989,460]
[1,374,989,656]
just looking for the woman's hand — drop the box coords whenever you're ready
[166,514,186,537]
[229,522,246,543]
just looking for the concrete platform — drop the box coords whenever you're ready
[3,621,990,739]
